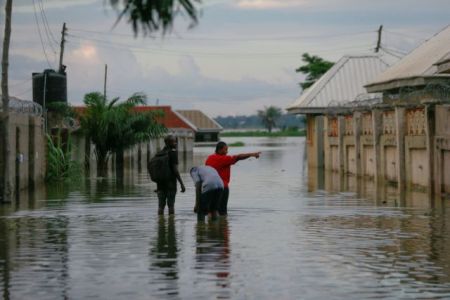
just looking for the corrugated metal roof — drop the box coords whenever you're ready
[176,110,223,132]
[366,25,450,90]
[287,55,389,111]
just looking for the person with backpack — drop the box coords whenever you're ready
[190,165,224,222]
[205,141,261,216]
[148,135,186,215]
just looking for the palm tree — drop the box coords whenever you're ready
[257,106,282,133]
[109,0,200,35]
[80,92,166,177]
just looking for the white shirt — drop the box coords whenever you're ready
[190,166,224,193]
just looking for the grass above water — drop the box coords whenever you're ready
[221,129,305,137]
[228,141,245,147]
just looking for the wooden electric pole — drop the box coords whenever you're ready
[375,25,383,53]
[58,22,67,73]
[1,0,13,202]
[104,64,108,100]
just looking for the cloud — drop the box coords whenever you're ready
[13,0,100,14]
[234,0,308,9]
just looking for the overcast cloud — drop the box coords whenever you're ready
[4,0,450,116]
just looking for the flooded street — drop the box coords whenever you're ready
[1,137,450,299]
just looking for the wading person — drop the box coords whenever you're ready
[148,135,186,215]
[205,141,261,216]
[190,166,224,222]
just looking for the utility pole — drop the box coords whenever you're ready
[58,22,67,73]
[375,25,383,53]
[104,64,108,100]
[1,0,13,202]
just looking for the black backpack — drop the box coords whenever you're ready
[148,149,172,183]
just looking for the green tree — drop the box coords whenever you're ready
[109,0,200,35]
[80,92,166,177]
[257,106,282,133]
[295,53,334,90]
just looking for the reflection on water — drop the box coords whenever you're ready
[0,137,449,299]
[194,219,230,299]
[149,216,179,295]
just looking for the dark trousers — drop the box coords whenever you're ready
[218,187,229,216]
[198,188,223,222]
[157,190,176,214]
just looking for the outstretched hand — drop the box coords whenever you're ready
[254,152,261,159]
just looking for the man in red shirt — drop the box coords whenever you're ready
[205,141,261,216]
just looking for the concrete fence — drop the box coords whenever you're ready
[306,102,450,199]
[0,113,46,201]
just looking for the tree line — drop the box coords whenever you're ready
[215,110,305,131]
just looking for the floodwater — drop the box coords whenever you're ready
[1,137,450,299]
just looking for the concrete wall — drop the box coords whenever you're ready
[0,113,45,201]
[71,128,194,178]
[306,101,450,199]
[306,115,324,169]
[435,104,450,196]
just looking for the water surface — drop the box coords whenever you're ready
[0,137,449,299]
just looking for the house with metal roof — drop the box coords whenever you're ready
[361,25,450,197]
[366,25,450,93]
[176,110,223,142]
[287,55,390,114]
[286,54,392,171]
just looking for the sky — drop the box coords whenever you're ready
[2,0,450,117]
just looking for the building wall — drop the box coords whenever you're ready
[306,115,324,169]
[435,104,450,196]
[71,128,194,178]
[0,113,45,201]
[311,101,450,199]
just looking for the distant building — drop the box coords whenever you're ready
[176,110,223,142]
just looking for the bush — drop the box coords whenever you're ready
[46,132,82,182]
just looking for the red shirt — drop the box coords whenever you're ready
[205,154,238,188]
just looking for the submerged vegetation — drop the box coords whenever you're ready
[228,141,245,147]
[46,132,82,182]
[79,92,166,177]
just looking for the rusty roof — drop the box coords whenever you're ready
[73,105,194,130]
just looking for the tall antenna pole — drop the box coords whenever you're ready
[375,25,383,53]
[58,22,67,73]
[103,64,108,100]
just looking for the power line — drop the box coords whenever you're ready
[68,27,375,42]
[66,33,373,58]
[384,29,426,41]
[9,78,32,87]
[380,48,404,59]
[13,86,33,98]
[37,0,59,65]
[380,44,408,55]
[32,0,52,68]
[38,0,59,45]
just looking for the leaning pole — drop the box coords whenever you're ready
[1,0,13,202]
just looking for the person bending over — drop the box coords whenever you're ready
[190,165,224,222]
